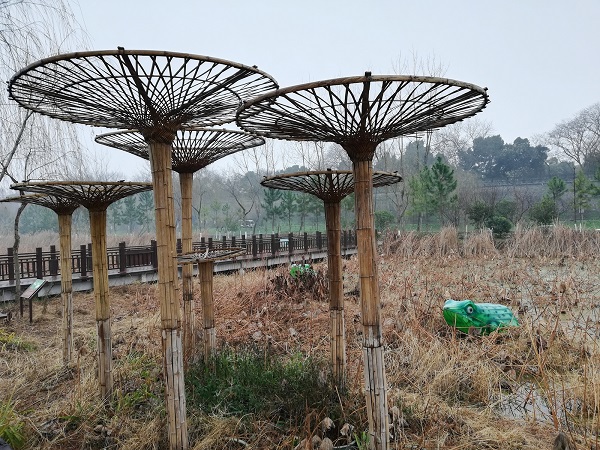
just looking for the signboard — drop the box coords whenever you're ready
[20,279,47,300]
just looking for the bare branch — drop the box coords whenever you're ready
[1,0,90,189]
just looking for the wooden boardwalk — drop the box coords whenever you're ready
[0,244,357,302]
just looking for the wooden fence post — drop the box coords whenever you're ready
[288,232,293,254]
[118,242,127,275]
[316,231,322,250]
[150,240,158,269]
[87,243,92,276]
[304,232,308,252]
[252,235,257,257]
[80,245,88,279]
[7,248,14,282]
[35,247,43,279]
[50,245,59,276]
[271,233,277,255]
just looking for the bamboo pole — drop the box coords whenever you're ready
[324,201,346,387]
[147,140,188,450]
[198,260,216,362]
[89,208,112,399]
[353,158,389,450]
[179,172,195,365]
[58,213,74,365]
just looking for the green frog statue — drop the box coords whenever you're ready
[443,299,519,335]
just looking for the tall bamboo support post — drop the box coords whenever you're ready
[261,170,401,388]
[351,156,387,446]
[0,193,79,364]
[238,74,489,450]
[324,200,345,384]
[95,128,265,366]
[58,213,74,363]
[146,139,188,447]
[8,48,277,450]
[179,172,195,363]
[89,208,112,398]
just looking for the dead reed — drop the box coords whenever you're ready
[1,227,599,449]
[506,223,600,259]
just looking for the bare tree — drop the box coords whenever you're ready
[222,171,255,228]
[291,140,328,170]
[546,103,600,168]
[191,169,223,232]
[232,139,281,177]
[373,138,409,226]
[64,144,129,181]
[1,0,88,301]
[391,50,448,79]
[431,118,494,165]
[510,185,538,223]
[1,0,88,185]
[230,141,281,231]
[581,103,600,142]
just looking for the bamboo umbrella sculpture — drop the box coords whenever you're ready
[8,48,277,450]
[0,193,80,363]
[176,247,245,362]
[237,73,489,449]
[10,181,152,399]
[261,169,401,387]
[95,127,265,362]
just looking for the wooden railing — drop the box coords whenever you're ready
[0,231,357,283]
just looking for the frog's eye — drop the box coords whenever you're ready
[466,305,474,314]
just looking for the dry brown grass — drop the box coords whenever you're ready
[506,223,600,259]
[1,227,600,449]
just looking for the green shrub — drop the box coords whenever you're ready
[485,215,512,237]
[529,195,558,225]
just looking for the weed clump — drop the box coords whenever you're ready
[264,265,328,303]
[187,346,337,423]
[0,330,36,352]
[0,400,25,449]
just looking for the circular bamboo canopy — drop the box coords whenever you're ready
[8,48,278,138]
[95,127,265,173]
[0,193,81,215]
[237,73,489,160]
[177,247,245,264]
[261,169,402,202]
[10,181,153,211]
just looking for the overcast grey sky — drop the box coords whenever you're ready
[73,0,600,175]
